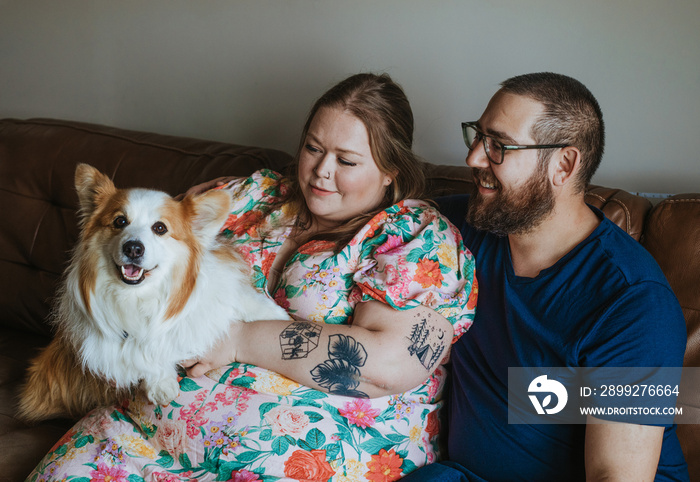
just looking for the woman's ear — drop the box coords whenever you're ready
[382,169,396,187]
[552,146,581,187]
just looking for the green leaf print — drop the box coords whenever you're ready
[155,450,174,468]
[180,377,202,392]
[304,428,326,449]
[322,442,342,460]
[109,409,132,423]
[386,432,407,444]
[259,402,278,418]
[285,284,301,298]
[234,450,261,464]
[127,475,146,482]
[402,457,418,474]
[305,411,324,423]
[406,247,425,263]
[74,435,93,448]
[359,436,394,454]
[260,428,273,441]
[271,435,290,455]
[179,452,193,469]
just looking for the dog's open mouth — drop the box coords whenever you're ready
[118,264,148,285]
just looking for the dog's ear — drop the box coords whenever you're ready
[187,189,232,243]
[74,164,117,219]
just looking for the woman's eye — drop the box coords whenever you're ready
[113,215,128,229]
[152,222,168,236]
[338,158,356,167]
[305,144,321,153]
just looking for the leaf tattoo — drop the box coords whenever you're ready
[311,334,369,398]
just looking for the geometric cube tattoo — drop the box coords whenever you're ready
[279,321,322,360]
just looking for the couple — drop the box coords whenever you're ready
[28,72,687,481]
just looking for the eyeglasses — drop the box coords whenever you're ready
[461,122,568,165]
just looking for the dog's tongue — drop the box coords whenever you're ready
[123,264,141,278]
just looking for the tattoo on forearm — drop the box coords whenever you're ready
[310,334,369,398]
[407,314,447,371]
[279,322,322,360]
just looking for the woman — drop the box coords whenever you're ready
[28,73,476,481]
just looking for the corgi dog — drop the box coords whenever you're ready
[19,164,288,422]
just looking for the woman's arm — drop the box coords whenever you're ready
[184,300,453,398]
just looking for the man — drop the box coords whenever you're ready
[407,73,688,480]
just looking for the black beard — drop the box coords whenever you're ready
[466,167,555,237]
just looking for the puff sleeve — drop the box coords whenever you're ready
[350,200,477,342]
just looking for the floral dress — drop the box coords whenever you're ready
[28,170,477,482]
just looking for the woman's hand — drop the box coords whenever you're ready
[174,176,237,201]
[181,322,244,378]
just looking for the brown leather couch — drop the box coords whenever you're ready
[1,118,698,481]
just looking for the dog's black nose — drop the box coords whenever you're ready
[122,241,144,260]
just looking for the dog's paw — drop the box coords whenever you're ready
[146,378,180,406]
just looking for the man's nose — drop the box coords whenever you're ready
[466,141,490,169]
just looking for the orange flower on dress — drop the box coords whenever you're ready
[224,210,263,237]
[365,448,403,482]
[283,449,335,481]
[298,240,337,255]
[261,252,276,279]
[467,276,479,310]
[413,258,444,289]
[425,410,440,439]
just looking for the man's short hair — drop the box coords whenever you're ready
[500,72,605,192]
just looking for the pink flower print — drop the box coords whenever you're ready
[230,469,262,482]
[214,385,253,410]
[339,399,380,429]
[153,472,180,482]
[156,420,188,458]
[273,288,291,310]
[376,234,404,255]
[265,405,310,437]
[383,261,411,303]
[179,405,210,439]
[348,286,363,305]
[89,463,129,482]
[194,390,210,403]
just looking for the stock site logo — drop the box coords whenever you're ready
[528,375,568,415]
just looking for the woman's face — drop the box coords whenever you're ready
[298,106,393,231]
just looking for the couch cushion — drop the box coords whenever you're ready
[0,328,74,481]
[0,118,294,337]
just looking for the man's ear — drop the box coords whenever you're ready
[551,146,581,187]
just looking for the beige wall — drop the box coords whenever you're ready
[1,0,699,194]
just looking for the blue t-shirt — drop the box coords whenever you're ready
[409,194,688,481]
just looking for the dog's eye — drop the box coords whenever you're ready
[113,216,128,229]
[152,222,168,236]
